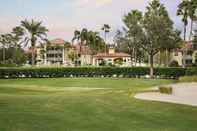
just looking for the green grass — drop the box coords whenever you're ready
[0,78,197,131]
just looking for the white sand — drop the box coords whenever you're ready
[135,83,197,107]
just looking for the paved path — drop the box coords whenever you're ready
[135,83,197,107]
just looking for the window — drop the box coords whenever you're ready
[185,59,192,65]
[108,59,112,61]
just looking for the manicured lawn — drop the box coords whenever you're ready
[0,78,197,131]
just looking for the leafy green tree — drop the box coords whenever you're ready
[122,10,144,66]
[21,19,48,65]
[159,30,182,66]
[193,30,197,49]
[141,0,178,77]
[0,34,13,64]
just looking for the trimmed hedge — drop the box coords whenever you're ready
[179,76,197,82]
[159,86,173,94]
[185,68,197,76]
[0,67,190,79]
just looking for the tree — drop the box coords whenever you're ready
[114,30,145,65]
[122,10,144,66]
[72,28,89,53]
[193,30,197,49]
[141,0,178,77]
[101,24,111,53]
[87,31,105,54]
[177,0,190,41]
[159,30,182,67]
[0,34,13,64]
[188,0,197,40]
[11,26,24,48]
[21,19,48,65]
[72,28,105,55]
[10,26,25,62]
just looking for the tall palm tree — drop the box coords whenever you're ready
[72,28,89,54]
[188,0,197,40]
[101,24,111,54]
[88,31,105,54]
[21,19,48,65]
[177,0,190,41]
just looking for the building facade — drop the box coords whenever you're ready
[35,38,73,66]
[170,41,197,66]
[93,47,131,67]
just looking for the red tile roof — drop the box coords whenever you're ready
[49,38,66,45]
[94,52,131,58]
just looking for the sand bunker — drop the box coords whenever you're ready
[135,83,197,107]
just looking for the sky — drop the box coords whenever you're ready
[0,0,183,42]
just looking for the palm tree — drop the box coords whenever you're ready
[177,0,190,41]
[188,0,197,40]
[88,31,105,54]
[11,26,24,48]
[72,28,89,49]
[101,24,111,54]
[21,19,48,65]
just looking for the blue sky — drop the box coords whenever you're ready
[0,0,183,42]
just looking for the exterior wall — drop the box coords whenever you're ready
[36,47,45,65]
[192,50,197,64]
[80,55,92,66]
[93,57,131,67]
[46,46,64,65]
[63,48,73,66]
[171,51,183,66]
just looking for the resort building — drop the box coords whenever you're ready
[35,38,73,66]
[93,46,131,67]
[170,41,197,66]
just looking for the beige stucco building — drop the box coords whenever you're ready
[93,47,131,67]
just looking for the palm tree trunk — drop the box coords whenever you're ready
[104,32,107,54]
[189,20,193,41]
[31,47,35,66]
[31,39,36,66]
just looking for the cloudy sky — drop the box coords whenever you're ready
[0,0,183,42]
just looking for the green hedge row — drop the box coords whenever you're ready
[0,67,190,79]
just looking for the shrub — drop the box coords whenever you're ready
[179,76,197,82]
[185,68,197,76]
[0,67,190,79]
[159,86,173,94]
[154,67,185,79]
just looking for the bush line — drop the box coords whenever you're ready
[0,67,193,79]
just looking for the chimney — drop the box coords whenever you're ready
[108,45,115,54]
